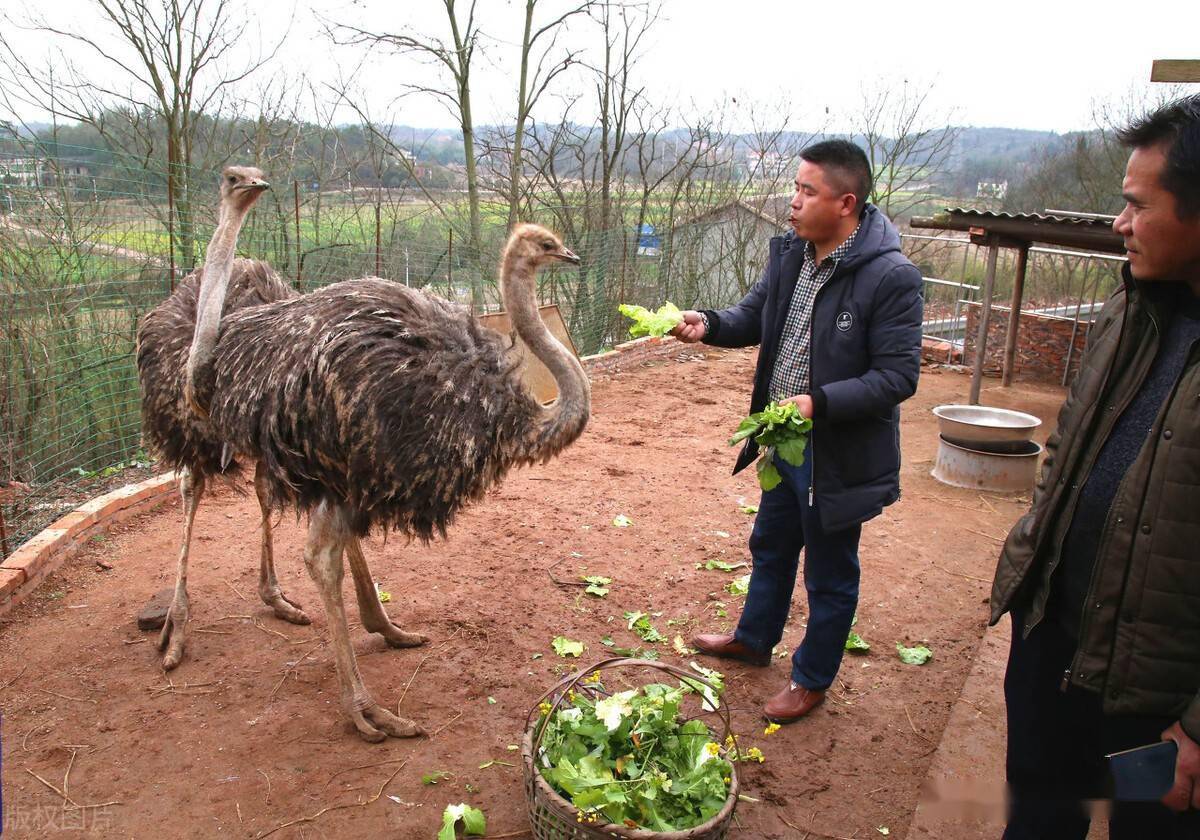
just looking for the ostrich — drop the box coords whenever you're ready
[136,166,312,670]
[187,223,588,741]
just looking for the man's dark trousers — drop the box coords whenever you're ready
[733,446,862,691]
[1004,609,1200,839]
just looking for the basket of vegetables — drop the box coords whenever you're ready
[521,657,740,840]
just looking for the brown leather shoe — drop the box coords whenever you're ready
[763,681,825,723]
[691,633,771,667]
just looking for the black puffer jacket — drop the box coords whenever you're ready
[990,267,1200,739]
[702,204,923,532]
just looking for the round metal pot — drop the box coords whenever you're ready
[932,404,1042,446]
[932,435,1043,493]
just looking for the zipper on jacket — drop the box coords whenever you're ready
[1060,669,1071,692]
[804,256,842,508]
[1023,299,1138,634]
[1056,303,1161,691]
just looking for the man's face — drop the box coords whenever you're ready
[1113,144,1200,281]
[789,160,855,243]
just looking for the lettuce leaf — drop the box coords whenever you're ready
[618,302,684,338]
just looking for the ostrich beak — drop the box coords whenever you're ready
[554,246,581,265]
[237,178,270,192]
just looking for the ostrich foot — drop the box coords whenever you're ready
[157,594,189,670]
[363,618,428,649]
[349,700,424,742]
[261,588,311,625]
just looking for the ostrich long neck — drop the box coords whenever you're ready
[185,199,249,405]
[503,254,590,459]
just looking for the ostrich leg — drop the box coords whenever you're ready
[303,502,423,742]
[345,537,427,649]
[159,467,204,669]
[254,462,310,625]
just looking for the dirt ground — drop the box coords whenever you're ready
[0,350,1066,839]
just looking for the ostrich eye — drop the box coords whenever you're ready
[541,241,554,250]
[227,176,237,184]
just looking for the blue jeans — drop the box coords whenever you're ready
[734,447,862,690]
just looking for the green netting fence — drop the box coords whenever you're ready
[0,139,1122,557]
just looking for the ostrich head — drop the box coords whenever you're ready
[217,165,270,216]
[499,223,579,308]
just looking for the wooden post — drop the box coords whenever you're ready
[1001,243,1030,387]
[448,228,454,299]
[374,196,382,277]
[969,237,1000,405]
[1151,60,1200,82]
[0,504,9,559]
[293,180,302,290]
[167,162,176,292]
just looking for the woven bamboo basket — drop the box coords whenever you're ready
[521,657,739,840]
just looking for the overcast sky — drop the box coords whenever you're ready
[5,0,1198,135]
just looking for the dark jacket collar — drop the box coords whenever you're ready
[777,203,901,271]
[1121,262,1196,328]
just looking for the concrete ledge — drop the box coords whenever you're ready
[0,473,178,619]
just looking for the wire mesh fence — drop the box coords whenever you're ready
[0,139,1124,556]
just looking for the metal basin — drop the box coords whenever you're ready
[932,436,1043,493]
[932,404,1041,445]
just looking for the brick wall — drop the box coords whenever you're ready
[963,302,1089,385]
[581,335,689,373]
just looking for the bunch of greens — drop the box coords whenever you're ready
[536,678,733,832]
[617,302,684,338]
[729,401,814,491]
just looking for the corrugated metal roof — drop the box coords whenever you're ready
[940,208,1117,228]
[911,207,1126,254]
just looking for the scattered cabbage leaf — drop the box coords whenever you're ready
[438,803,486,840]
[896,642,932,665]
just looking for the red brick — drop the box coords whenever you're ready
[51,509,100,539]
[0,567,25,601]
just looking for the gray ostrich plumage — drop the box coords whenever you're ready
[137,257,294,478]
[185,221,589,741]
[135,166,313,673]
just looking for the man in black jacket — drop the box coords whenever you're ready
[992,96,1200,839]
[673,140,923,722]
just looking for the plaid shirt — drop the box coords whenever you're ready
[769,223,861,400]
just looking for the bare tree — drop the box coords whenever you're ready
[503,0,594,229]
[0,0,286,271]
[852,80,960,220]
[331,1,488,309]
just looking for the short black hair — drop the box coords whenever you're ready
[799,139,873,211]
[1117,93,1200,220]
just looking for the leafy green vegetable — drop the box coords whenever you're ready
[739,504,759,514]
[729,401,814,491]
[672,635,697,656]
[724,574,750,597]
[618,301,684,338]
[845,632,871,653]
[896,642,933,665]
[696,558,747,572]
[438,802,486,840]
[624,611,666,643]
[553,636,585,658]
[612,514,632,528]
[600,636,660,659]
[583,575,612,597]
[536,678,733,831]
[422,770,452,785]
